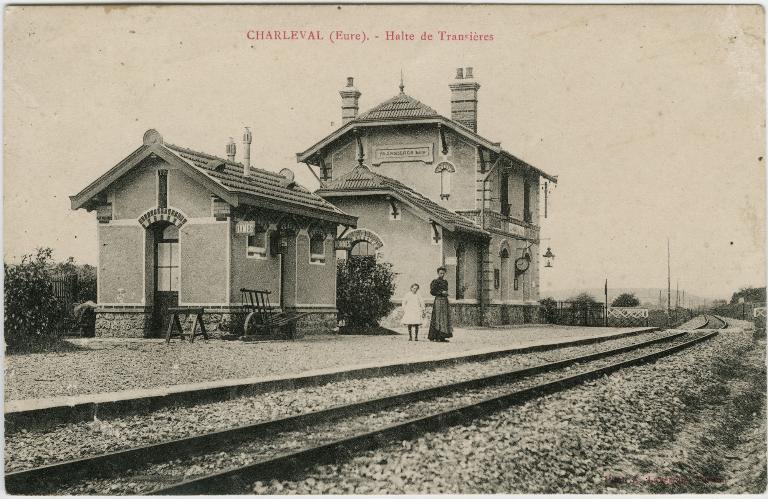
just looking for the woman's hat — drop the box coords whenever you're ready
[436,266,447,272]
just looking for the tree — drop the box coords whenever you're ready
[730,286,766,304]
[336,256,397,327]
[612,293,640,307]
[569,292,600,307]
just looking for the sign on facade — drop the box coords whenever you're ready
[334,239,352,250]
[235,221,256,235]
[372,144,433,165]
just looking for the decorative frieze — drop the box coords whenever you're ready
[96,203,113,224]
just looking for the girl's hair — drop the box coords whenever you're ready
[410,283,420,290]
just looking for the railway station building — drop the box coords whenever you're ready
[70,129,356,337]
[297,68,557,325]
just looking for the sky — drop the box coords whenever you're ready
[4,4,765,300]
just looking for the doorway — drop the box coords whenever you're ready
[456,244,466,299]
[499,247,510,301]
[269,230,285,309]
[152,223,179,333]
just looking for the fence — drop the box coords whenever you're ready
[50,273,79,331]
[544,302,694,328]
[710,302,765,322]
[607,307,650,327]
[548,302,607,327]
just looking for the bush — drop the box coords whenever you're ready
[612,292,640,307]
[539,297,558,323]
[4,248,67,349]
[337,256,396,327]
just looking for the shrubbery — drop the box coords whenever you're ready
[4,248,67,349]
[336,256,396,327]
[539,297,558,323]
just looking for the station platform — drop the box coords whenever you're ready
[5,325,657,418]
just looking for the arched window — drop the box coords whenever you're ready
[435,162,455,200]
[499,246,510,300]
[350,240,376,257]
[309,230,326,264]
[246,225,267,259]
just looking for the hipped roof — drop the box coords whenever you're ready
[317,164,489,238]
[297,90,558,184]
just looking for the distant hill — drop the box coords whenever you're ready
[541,287,714,309]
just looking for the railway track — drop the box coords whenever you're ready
[702,314,728,329]
[5,325,720,495]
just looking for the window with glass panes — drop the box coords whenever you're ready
[156,224,179,291]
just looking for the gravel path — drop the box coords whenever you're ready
[236,330,762,494]
[16,331,695,495]
[4,326,645,401]
[4,329,674,473]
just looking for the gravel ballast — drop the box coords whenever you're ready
[12,332,700,494]
[4,326,647,401]
[239,329,763,494]
[4,329,675,473]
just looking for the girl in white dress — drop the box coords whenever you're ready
[401,283,426,341]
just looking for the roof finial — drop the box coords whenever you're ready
[399,69,405,93]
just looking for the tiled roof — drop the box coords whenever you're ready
[317,165,488,236]
[355,92,440,122]
[163,142,347,217]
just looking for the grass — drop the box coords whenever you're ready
[647,335,766,493]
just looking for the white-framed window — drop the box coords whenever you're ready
[246,229,267,259]
[309,231,326,264]
[435,162,455,200]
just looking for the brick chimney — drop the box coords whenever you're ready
[339,77,361,124]
[449,67,480,132]
[226,137,236,161]
[242,127,252,176]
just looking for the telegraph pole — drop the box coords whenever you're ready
[667,238,671,319]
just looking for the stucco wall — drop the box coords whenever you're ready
[296,232,337,306]
[230,229,282,306]
[112,163,157,220]
[168,169,215,218]
[329,196,442,300]
[325,126,477,212]
[179,222,229,304]
[110,157,215,222]
[489,236,538,303]
[98,224,145,304]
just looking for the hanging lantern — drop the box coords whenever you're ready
[543,247,555,268]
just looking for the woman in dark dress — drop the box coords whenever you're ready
[428,266,453,342]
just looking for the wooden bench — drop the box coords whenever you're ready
[240,288,307,340]
[165,307,209,343]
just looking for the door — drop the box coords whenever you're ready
[455,244,466,299]
[499,248,510,301]
[153,223,179,333]
[270,230,285,309]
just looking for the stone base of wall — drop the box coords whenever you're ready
[381,302,543,329]
[96,306,338,339]
[294,312,338,337]
[96,308,242,339]
[96,310,153,338]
